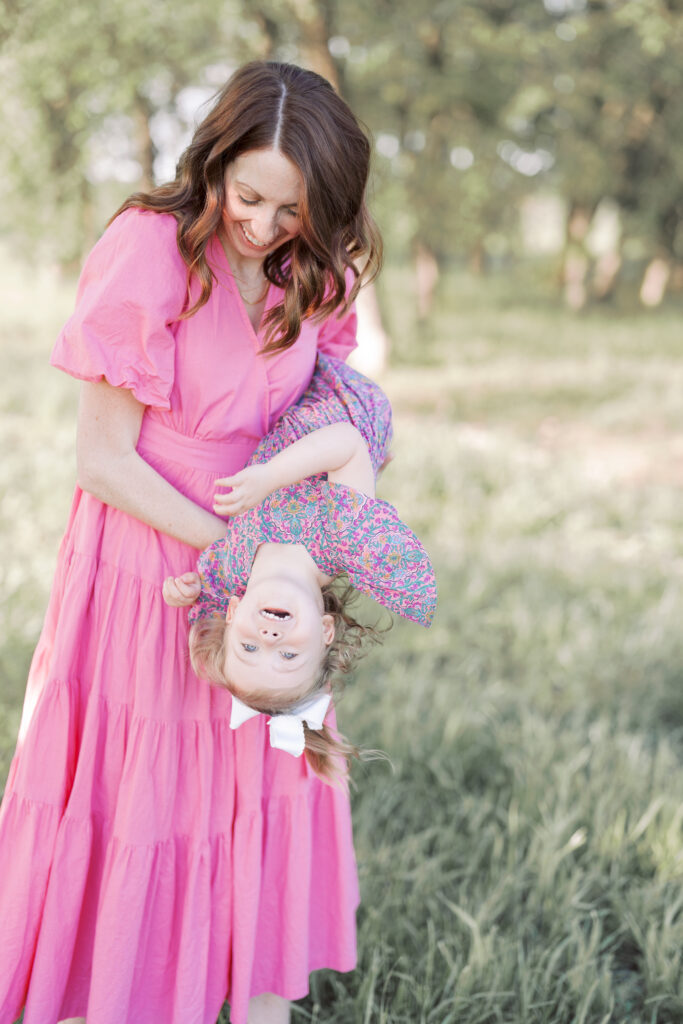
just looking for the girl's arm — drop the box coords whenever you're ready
[77,380,228,550]
[213,422,375,515]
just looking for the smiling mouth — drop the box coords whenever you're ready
[240,223,271,248]
[260,608,292,621]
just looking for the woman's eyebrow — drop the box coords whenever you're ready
[235,180,299,207]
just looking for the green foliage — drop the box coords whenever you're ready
[3,0,683,273]
[0,0,242,263]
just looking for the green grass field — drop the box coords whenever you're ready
[2,260,682,1023]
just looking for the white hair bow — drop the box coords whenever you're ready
[229,691,331,758]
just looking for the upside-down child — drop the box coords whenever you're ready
[163,354,437,780]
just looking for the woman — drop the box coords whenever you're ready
[0,61,381,1024]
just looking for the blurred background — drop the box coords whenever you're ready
[2,1,683,1021]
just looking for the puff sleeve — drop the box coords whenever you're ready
[51,208,187,409]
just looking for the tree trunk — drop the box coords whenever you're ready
[293,0,343,90]
[81,175,96,258]
[592,249,622,301]
[640,256,671,307]
[250,8,280,56]
[132,92,156,191]
[414,242,440,320]
[291,0,389,368]
[468,240,485,275]
[561,203,592,310]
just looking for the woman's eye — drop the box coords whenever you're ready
[239,196,259,206]
[283,208,298,218]
[241,643,258,652]
[280,651,298,661]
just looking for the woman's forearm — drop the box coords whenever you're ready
[77,379,227,551]
[79,447,227,550]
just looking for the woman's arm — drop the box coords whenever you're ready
[212,422,375,515]
[77,380,228,550]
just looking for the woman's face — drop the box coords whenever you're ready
[222,148,303,261]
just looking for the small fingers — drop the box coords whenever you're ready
[175,578,199,598]
[162,576,182,605]
[213,488,248,512]
[163,574,200,605]
[215,469,249,487]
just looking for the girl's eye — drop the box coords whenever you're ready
[239,196,258,206]
[283,208,298,218]
[241,643,258,653]
[280,652,298,661]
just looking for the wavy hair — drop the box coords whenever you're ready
[112,61,382,352]
[189,582,384,782]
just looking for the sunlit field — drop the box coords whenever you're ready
[2,257,683,1023]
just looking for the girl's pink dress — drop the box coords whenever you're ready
[0,209,360,1024]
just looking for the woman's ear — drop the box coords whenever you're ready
[321,613,335,646]
[226,595,241,623]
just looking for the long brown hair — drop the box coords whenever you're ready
[112,61,382,352]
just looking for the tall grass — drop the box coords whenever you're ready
[2,256,682,1022]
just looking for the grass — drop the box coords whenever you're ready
[2,256,683,1022]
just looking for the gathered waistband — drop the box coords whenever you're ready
[137,416,259,473]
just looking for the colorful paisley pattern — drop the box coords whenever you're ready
[190,355,437,627]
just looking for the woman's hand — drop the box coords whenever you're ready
[213,464,276,516]
[162,572,202,606]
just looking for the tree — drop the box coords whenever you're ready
[0,0,239,265]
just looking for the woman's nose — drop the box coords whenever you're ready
[251,210,279,244]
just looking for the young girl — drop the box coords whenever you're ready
[163,354,437,778]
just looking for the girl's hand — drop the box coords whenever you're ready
[163,572,202,606]
[213,464,275,516]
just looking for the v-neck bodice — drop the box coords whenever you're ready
[207,233,274,338]
[52,208,360,495]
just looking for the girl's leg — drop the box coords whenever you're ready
[246,993,290,1024]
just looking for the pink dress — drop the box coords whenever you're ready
[0,208,360,1024]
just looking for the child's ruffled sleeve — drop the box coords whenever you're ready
[316,268,358,361]
[51,209,187,409]
[188,539,231,626]
[324,485,437,627]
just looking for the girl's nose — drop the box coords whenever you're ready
[259,624,282,641]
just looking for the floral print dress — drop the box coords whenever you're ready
[191,354,437,629]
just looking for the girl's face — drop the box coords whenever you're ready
[222,148,303,261]
[223,577,335,696]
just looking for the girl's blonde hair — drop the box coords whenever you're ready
[189,581,382,782]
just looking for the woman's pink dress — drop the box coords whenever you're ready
[0,209,360,1024]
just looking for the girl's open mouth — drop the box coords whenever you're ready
[260,608,292,621]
